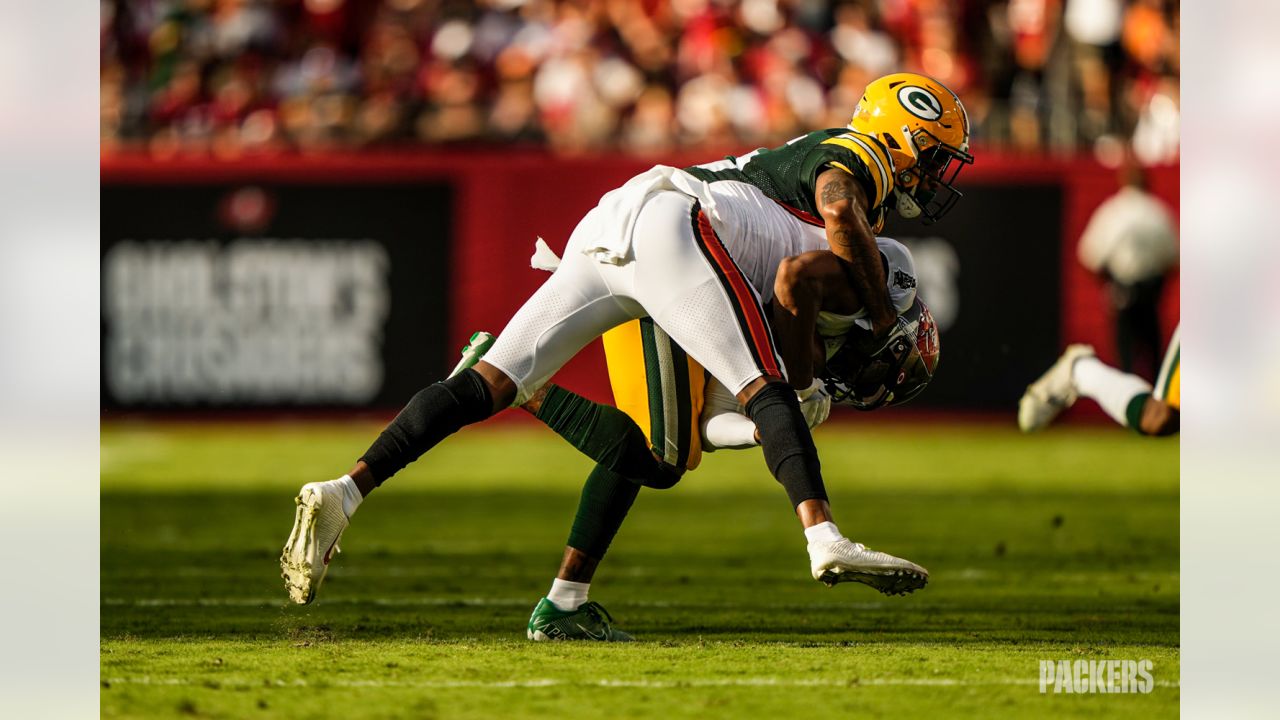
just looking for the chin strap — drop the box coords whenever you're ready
[895,190,922,219]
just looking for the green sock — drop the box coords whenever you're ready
[534,385,680,488]
[1125,392,1152,434]
[567,464,641,558]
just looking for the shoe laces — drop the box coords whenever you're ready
[580,601,616,627]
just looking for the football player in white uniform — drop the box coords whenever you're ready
[1018,326,1179,436]
[280,73,972,617]
[457,237,937,641]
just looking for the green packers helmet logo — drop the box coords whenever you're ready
[897,85,943,121]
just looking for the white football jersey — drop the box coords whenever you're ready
[693,173,830,305]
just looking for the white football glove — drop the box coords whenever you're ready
[796,377,822,401]
[799,384,831,430]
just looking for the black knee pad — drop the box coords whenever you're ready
[746,381,827,506]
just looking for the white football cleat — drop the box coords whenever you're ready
[280,482,350,604]
[1017,344,1095,433]
[809,538,929,596]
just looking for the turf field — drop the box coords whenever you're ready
[101,420,1178,718]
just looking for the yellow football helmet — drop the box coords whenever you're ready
[849,73,973,223]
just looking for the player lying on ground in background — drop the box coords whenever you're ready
[280,72,973,612]
[1017,324,1179,436]
[453,237,937,641]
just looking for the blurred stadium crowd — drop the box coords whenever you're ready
[101,0,1179,161]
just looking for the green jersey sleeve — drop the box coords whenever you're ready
[801,131,895,210]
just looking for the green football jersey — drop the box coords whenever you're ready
[683,129,896,222]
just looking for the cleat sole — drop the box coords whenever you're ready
[279,488,323,604]
[818,567,929,596]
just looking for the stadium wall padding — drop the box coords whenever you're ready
[101,152,1179,413]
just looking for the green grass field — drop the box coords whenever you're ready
[101,420,1178,718]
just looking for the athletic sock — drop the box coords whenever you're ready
[567,464,641,559]
[359,369,493,485]
[547,578,590,612]
[328,475,363,518]
[535,385,681,489]
[1125,393,1153,433]
[1072,356,1153,428]
[804,521,845,545]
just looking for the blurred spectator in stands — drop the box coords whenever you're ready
[621,84,676,154]
[1077,156,1178,378]
[1006,0,1060,152]
[754,28,827,140]
[674,60,744,147]
[276,42,362,150]
[353,14,420,145]
[1063,0,1123,148]
[1122,0,1179,165]
[417,59,486,143]
[824,61,872,127]
[829,2,897,79]
[101,61,129,153]
[1130,73,1178,165]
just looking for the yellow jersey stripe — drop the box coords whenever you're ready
[828,161,854,177]
[843,132,894,198]
[820,134,890,207]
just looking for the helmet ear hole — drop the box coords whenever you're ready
[882,133,901,150]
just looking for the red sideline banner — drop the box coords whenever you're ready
[101,150,1178,413]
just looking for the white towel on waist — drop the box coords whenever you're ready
[576,165,717,265]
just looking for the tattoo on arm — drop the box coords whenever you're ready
[819,172,855,207]
[815,168,892,332]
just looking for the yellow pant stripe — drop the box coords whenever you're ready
[603,319,705,471]
[1154,324,1180,410]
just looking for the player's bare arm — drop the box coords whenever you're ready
[770,255,822,391]
[814,167,896,337]
[771,250,859,391]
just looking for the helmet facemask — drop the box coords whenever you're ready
[818,299,940,411]
[894,127,973,224]
[821,331,919,410]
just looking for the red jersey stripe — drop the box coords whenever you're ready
[694,210,782,377]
